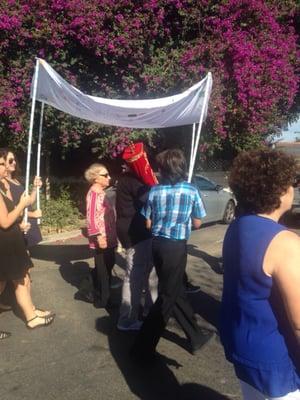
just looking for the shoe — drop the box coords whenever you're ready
[34,308,55,317]
[0,331,11,340]
[117,321,143,331]
[185,282,201,294]
[190,330,215,355]
[74,291,94,304]
[26,314,55,330]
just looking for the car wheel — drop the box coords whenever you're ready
[222,200,235,224]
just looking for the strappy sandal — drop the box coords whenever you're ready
[26,315,55,330]
[0,331,11,340]
[34,308,55,317]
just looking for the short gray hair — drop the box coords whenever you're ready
[84,163,107,184]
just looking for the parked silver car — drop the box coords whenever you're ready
[278,177,300,225]
[192,175,236,224]
[292,176,300,211]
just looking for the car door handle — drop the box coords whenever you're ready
[203,194,208,197]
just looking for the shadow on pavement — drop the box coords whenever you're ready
[161,329,191,352]
[180,384,232,400]
[31,244,126,270]
[95,315,230,400]
[188,290,221,331]
[30,244,125,302]
[187,244,223,274]
[31,243,221,328]
[60,260,91,288]
[32,243,126,268]
[31,244,91,262]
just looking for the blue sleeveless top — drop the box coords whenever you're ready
[220,215,300,397]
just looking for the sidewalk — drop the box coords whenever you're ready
[0,225,241,400]
[40,229,83,244]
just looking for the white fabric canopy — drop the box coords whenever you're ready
[34,59,212,129]
[25,58,213,223]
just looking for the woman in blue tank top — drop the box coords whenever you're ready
[220,149,300,400]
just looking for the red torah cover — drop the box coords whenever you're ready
[122,142,158,186]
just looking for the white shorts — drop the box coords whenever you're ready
[239,380,300,400]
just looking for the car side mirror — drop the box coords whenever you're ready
[215,184,223,192]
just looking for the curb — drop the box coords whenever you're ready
[40,229,83,244]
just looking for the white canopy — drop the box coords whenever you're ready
[25,58,213,222]
[34,59,212,128]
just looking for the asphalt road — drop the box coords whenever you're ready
[1,224,241,400]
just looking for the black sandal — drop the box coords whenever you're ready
[26,315,55,330]
[0,331,11,340]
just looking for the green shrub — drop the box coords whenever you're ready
[45,178,89,215]
[41,189,83,233]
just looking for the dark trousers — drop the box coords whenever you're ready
[183,271,188,287]
[91,247,115,307]
[133,236,201,355]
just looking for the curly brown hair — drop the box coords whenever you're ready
[229,149,297,214]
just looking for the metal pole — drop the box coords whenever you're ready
[188,123,196,183]
[36,101,44,224]
[189,73,212,182]
[24,58,40,223]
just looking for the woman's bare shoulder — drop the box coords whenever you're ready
[269,230,300,259]
[274,229,300,246]
[269,230,300,271]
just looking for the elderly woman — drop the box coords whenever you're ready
[0,148,54,336]
[85,163,117,309]
[220,149,300,399]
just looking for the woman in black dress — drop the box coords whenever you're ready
[1,150,45,315]
[0,149,54,337]
[3,150,42,248]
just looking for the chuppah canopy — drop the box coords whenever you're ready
[34,59,212,129]
[25,58,212,222]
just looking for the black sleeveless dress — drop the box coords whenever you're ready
[9,180,42,248]
[0,192,33,280]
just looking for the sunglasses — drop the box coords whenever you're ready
[8,158,15,165]
[99,173,109,178]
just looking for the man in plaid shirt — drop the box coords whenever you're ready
[131,149,214,362]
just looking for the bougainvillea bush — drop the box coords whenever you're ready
[0,0,298,159]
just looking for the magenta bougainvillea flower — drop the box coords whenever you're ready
[0,0,298,157]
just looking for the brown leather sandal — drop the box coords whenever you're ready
[34,308,55,317]
[26,315,55,330]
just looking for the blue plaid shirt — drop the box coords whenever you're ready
[141,181,206,240]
